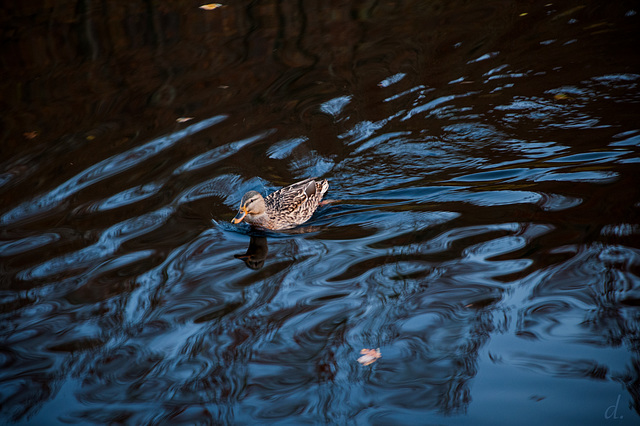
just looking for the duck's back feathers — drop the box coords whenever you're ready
[264,178,329,229]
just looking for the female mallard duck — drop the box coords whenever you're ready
[231,178,329,230]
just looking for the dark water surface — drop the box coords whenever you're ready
[2,1,640,424]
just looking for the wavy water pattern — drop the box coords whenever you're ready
[1,1,639,425]
[173,129,275,176]
[17,207,173,280]
[0,116,227,226]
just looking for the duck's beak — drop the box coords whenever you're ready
[232,206,247,224]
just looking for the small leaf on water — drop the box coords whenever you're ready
[554,93,572,100]
[200,3,224,10]
[357,348,381,366]
[24,131,39,139]
[176,117,194,123]
[86,135,96,140]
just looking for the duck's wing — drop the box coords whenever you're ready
[264,178,317,214]
[265,178,329,216]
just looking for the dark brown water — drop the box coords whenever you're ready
[2,1,640,424]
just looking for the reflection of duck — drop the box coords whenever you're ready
[234,236,268,269]
[231,178,329,230]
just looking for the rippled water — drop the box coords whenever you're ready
[2,1,640,424]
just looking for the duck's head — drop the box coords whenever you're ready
[232,191,266,224]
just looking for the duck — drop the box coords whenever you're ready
[231,178,329,230]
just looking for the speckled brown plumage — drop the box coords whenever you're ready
[231,178,329,230]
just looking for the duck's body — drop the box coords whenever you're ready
[232,178,329,230]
